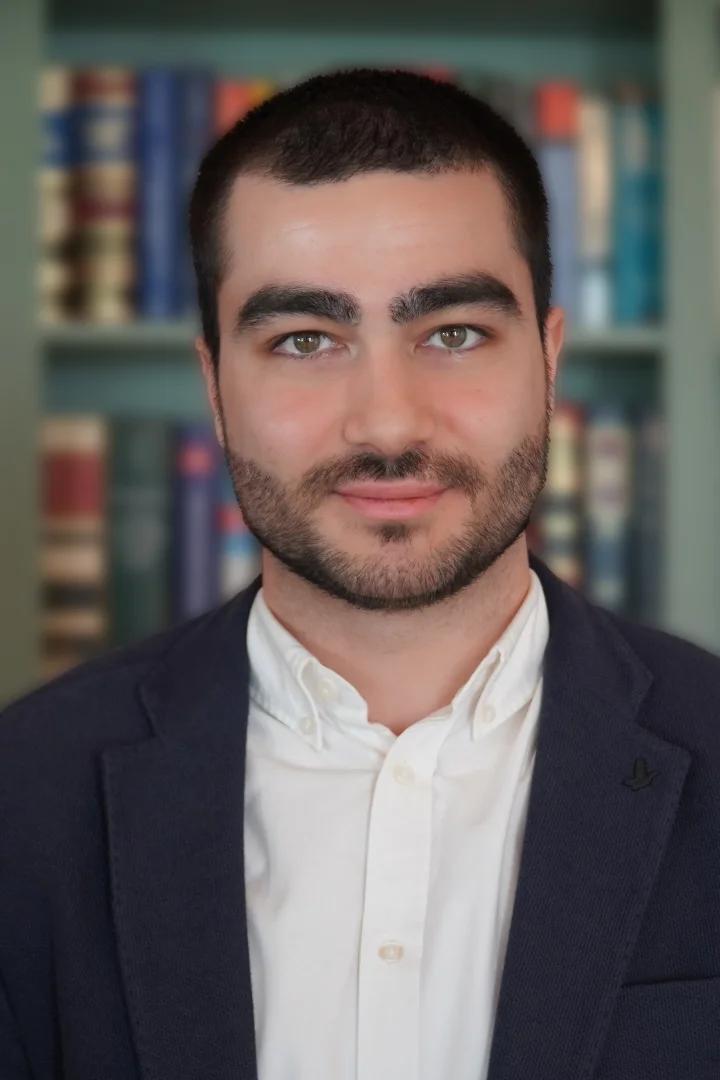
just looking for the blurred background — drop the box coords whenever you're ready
[1,0,719,705]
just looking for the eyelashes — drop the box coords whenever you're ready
[268,323,493,360]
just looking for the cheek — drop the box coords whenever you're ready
[223,377,337,464]
[441,374,530,444]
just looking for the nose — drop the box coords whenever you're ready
[341,351,437,457]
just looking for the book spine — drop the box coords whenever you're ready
[108,418,173,645]
[583,404,634,613]
[612,85,663,324]
[536,81,581,327]
[137,68,183,317]
[534,401,585,589]
[38,66,75,323]
[73,67,137,323]
[40,415,109,680]
[577,92,613,327]
[178,70,215,316]
[216,467,261,599]
[171,422,221,621]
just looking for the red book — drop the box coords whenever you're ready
[214,78,276,136]
[40,415,109,681]
[536,81,580,140]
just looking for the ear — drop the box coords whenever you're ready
[195,336,225,449]
[543,305,565,406]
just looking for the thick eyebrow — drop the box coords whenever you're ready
[232,271,524,337]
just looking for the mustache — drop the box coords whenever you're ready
[295,447,487,501]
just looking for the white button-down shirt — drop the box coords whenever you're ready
[244,568,549,1080]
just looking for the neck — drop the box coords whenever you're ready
[258,536,532,736]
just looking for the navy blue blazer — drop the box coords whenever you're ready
[1,551,719,1080]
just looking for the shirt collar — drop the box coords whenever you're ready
[247,568,548,750]
[469,568,548,737]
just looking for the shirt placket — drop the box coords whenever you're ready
[356,717,453,1080]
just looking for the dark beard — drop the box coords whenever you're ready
[216,391,552,613]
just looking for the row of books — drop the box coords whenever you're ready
[39,401,664,682]
[38,66,276,325]
[41,415,261,681]
[461,73,662,330]
[529,400,665,623]
[38,64,663,330]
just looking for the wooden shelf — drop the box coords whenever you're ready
[43,319,199,351]
[565,325,665,354]
[50,0,656,36]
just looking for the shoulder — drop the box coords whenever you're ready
[0,607,227,888]
[0,607,213,750]
[596,604,720,753]
[602,604,720,693]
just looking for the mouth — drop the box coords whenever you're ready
[334,488,447,520]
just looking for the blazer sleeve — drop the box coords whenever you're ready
[0,969,31,1079]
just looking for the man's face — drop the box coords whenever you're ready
[199,167,564,612]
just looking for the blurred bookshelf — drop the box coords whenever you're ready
[2,0,720,703]
[42,321,667,354]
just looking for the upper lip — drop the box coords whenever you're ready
[336,482,446,499]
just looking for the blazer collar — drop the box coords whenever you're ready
[101,552,691,1080]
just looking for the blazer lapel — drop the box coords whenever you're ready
[101,576,264,1080]
[485,553,692,1080]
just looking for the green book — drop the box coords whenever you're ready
[108,418,172,646]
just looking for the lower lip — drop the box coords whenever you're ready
[336,490,446,519]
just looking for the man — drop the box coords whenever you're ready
[1,67,719,1080]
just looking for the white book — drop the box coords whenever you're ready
[577,93,613,328]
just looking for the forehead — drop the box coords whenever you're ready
[219,168,526,297]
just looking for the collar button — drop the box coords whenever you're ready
[300,714,317,735]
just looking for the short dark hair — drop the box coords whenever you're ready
[189,66,552,369]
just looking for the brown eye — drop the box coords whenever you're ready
[271,331,333,358]
[439,326,469,347]
[292,332,323,353]
[426,325,489,351]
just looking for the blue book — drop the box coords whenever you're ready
[536,142,580,327]
[178,70,215,317]
[41,67,75,171]
[171,422,221,622]
[612,89,664,324]
[216,466,262,600]
[137,68,183,318]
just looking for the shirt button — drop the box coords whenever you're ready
[392,762,415,786]
[300,714,316,735]
[484,703,496,724]
[317,678,338,702]
[378,942,404,962]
